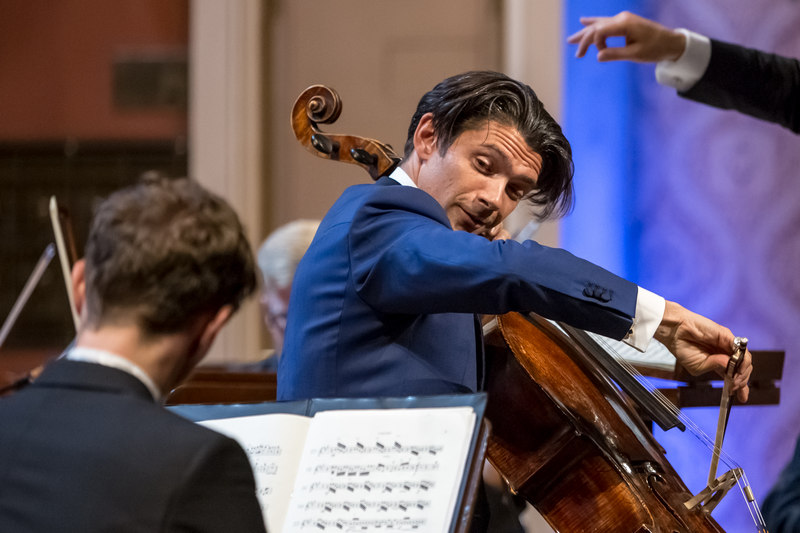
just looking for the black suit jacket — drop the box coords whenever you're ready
[681,39,800,133]
[0,359,267,533]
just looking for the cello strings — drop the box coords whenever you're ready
[592,335,771,529]
[542,319,769,530]
[738,469,769,527]
[591,336,769,529]
[734,469,769,532]
[590,334,742,470]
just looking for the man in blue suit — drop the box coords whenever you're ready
[0,177,266,532]
[278,70,752,405]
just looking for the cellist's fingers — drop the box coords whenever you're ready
[732,349,753,402]
[492,227,511,241]
[484,222,510,241]
[735,383,750,403]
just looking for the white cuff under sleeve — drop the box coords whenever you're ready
[655,28,712,92]
[623,286,666,352]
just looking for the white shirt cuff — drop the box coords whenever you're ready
[623,286,665,352]
[655,28,712,92]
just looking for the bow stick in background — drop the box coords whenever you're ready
[49,196,80,332]
[0,244,56,351]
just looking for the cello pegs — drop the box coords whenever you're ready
[350,148,377,166]
[311,134,338,156]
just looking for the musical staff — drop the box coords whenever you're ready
[303,499,430,512]
[247,444,283,456]
[253,462,279,475]
[307,480,435,494]
[298,517,425,531]
[315,441,442,457]
[282,407,475,533]
[312,461,440,477]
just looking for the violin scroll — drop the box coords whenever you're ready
[291,85,401,180]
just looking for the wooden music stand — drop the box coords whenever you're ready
[165,365,277,405]
[635,349,784,408]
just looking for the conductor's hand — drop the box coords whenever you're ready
[654,301,753,403]
[567,11,686,63]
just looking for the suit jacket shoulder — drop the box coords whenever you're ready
[0,360,266,533]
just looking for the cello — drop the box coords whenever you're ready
[290,84,768,532]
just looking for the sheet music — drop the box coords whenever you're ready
[281,407,476,533]
[586,331,676,372]
[200,413,310,533]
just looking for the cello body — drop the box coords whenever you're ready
[484,312,726,533]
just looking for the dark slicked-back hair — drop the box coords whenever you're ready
[403,71,574,219]
[83,176,256,335]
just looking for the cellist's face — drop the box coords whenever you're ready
[414,115,542,238]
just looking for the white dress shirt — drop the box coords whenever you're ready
[656,29,713,92]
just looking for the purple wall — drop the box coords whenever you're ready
[641,3,800,527]
[565,1,800,530]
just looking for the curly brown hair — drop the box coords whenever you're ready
[83,176,256,334]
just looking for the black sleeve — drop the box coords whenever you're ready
[165,435,268,533]
[680,39,800,133]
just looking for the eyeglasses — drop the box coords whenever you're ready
[265,311,287,332]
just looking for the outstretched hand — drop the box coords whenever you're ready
[567,11,687,64]
[654,301,753,403]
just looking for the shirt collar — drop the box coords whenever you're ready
[66,346,163,403]
[388,167,417,188]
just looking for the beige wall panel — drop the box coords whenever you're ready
[503,0,562,248]
[267,0,501,227]
[190,0,263,363]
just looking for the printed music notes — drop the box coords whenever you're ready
[201,414,309,533]
[200,406,477,533]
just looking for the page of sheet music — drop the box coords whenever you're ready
[200,413,310,533]
[586,331,676,372]
[281,406,476,533]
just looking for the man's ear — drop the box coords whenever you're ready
[413,112,437,161]
[70,259,87,317]
[196,305,234,357]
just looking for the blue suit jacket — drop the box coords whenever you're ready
[762,432,800,532]
[278,177,638,401]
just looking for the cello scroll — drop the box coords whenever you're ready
[291,85,401,180]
